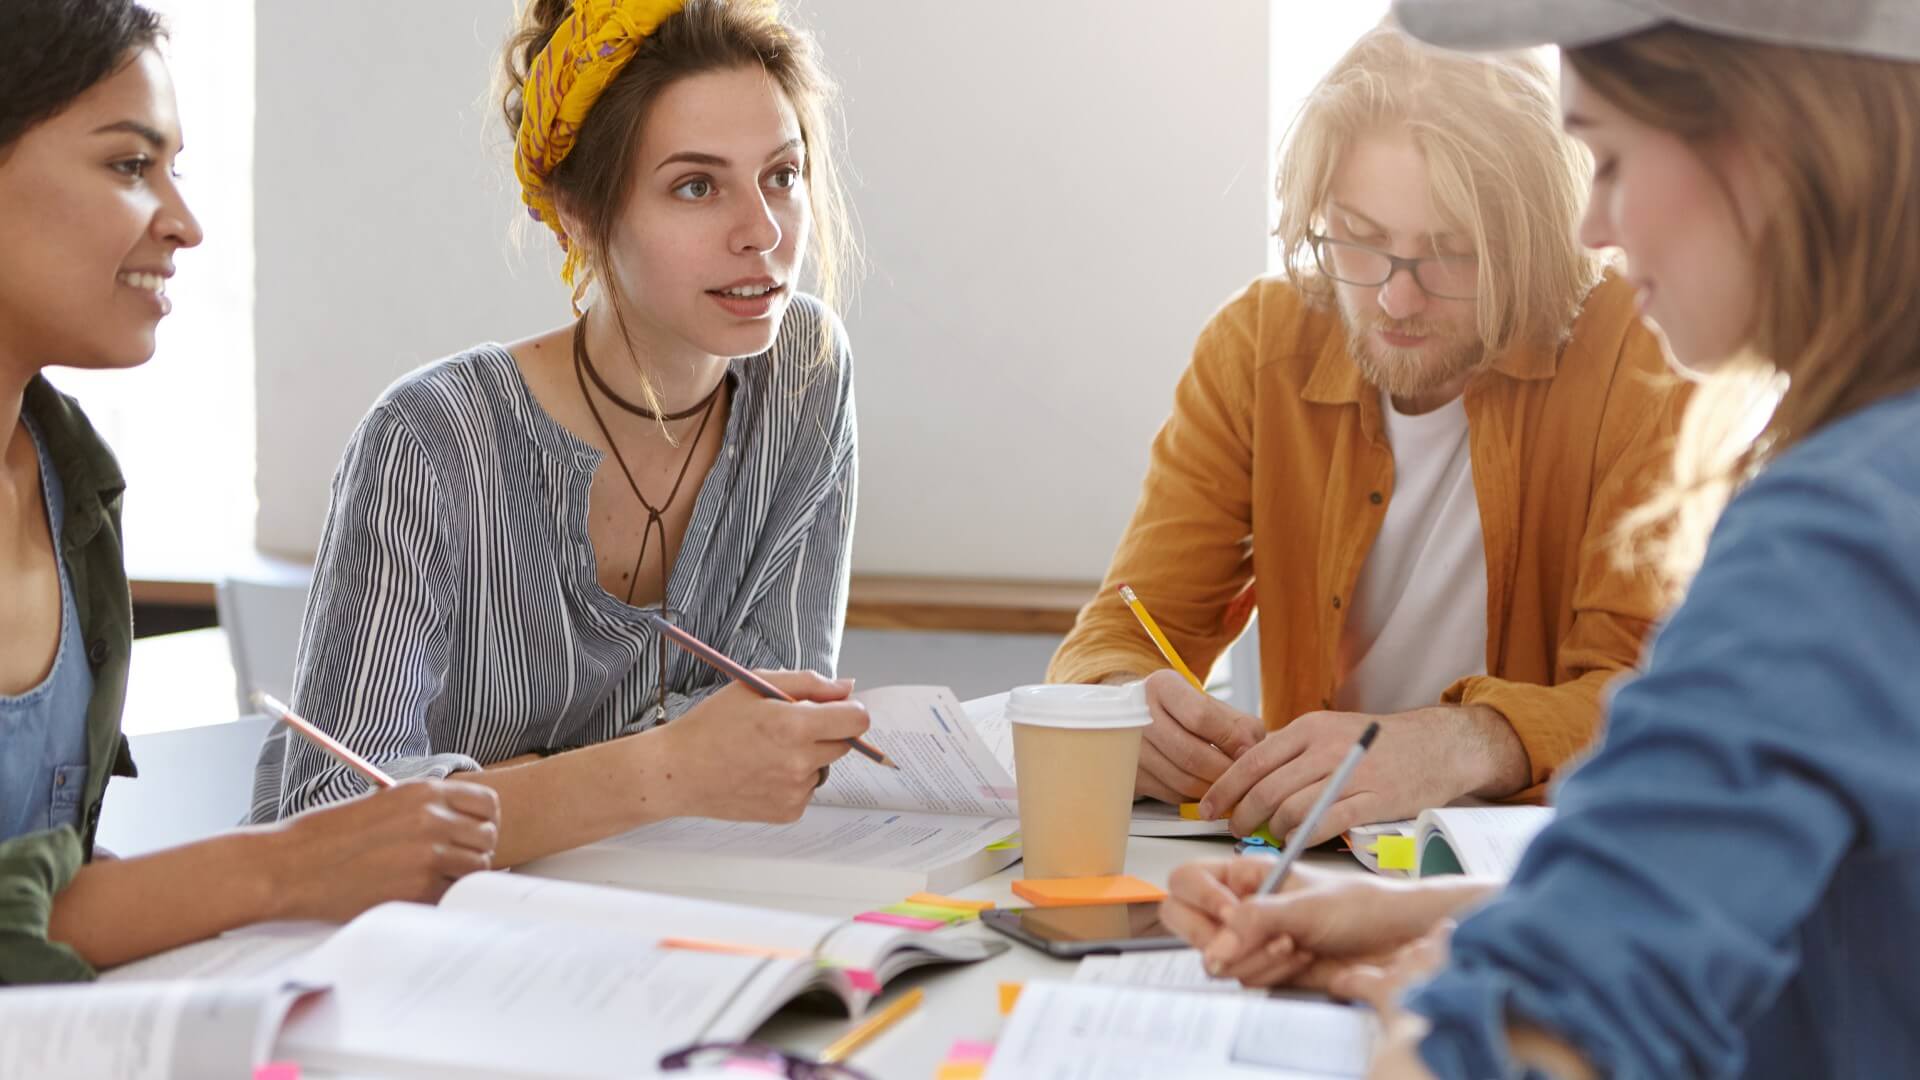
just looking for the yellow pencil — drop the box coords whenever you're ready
[819,987,924,1064]
[1117,584,1205,692]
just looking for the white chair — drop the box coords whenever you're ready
[213,560,313,713]
[96,714,278,855]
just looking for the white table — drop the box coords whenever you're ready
[106,630,1351,1074]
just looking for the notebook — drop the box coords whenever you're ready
[1347,806,1555,880]
[22,871,1002,1079]
[522,686,1025,899]
[987,981,1377,1079]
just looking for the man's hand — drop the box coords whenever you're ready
[1198,704,1529,843]
[1124,669,1267,803]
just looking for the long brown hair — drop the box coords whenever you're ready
[1573,27,1920,583]
[500,0,853,402]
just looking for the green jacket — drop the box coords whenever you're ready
[0,376,138,984]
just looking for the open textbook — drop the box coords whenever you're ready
[523,686,1025,898]
[1346,806,1556,879]
[988,981,1377,1079]
[18,871,1001,1079]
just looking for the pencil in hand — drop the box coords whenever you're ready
[252,691,396,789]
[640,613,898,770]
[1117,583,1206,692]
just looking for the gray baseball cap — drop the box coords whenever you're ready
[1392,0,1920,63]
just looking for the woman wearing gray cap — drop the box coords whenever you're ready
[1157,2,1920,1077]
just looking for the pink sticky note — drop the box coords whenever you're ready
[843,968,881,992]
[253,1065,300,1080]
[854,911,946,931]
[946,1039,995,1064]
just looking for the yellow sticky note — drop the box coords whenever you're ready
[1179,802,1205,820]
[997,981,1024,1015]
[986,833,1021,851]
[936,1064,987,1080]
[907,892,995,912]
[1371,835,1418,871]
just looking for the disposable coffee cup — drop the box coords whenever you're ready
[1008,683,1151,880]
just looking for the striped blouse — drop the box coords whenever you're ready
[250,296,856,821]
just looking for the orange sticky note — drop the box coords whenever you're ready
[906,892,995,912]
[1179,802,1205,820]
[997,981,1024,1015]
[658,937,808,960]
[1010,875,1167,908]
[936,1064,987,1080]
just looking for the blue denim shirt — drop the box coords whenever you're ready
[1410,384,1920,1079]
[0,416,95,838]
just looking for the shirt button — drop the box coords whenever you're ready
[1331,596,1342,609]
[55,773,66,788]
[1369,491,1383,505]
[87,638,109,666]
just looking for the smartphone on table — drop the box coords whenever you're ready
[980,902,1183,958]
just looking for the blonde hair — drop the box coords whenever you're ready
[500,0,854,402]
[1275,22,1603,356]
[1571,28,1920,584]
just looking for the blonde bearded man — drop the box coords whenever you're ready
[1049,23,1683,843]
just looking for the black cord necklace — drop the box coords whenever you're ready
[572,318,726,721]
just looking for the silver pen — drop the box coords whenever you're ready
[1257,721,1381,895]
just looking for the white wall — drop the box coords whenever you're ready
[254,0,1272,580]
[253,0,566,556]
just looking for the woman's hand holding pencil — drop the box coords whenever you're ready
[651,671,873,824]
[253,692,502,919]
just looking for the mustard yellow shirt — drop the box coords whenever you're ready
[1048,271,1683,799]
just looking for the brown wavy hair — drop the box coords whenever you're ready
[1573,27,1920,583]
[499,0,853,391]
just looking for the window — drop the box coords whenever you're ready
[46,0,256,580]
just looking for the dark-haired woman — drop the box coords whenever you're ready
[0,0,500,985]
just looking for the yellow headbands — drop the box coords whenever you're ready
[514,0,691,302]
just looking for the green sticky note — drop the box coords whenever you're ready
[986,833,1021,851]
[1251,826,1280,847]
[882,902,975,923]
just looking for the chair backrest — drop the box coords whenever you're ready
[214,561,314,714]
[96,713,279,855]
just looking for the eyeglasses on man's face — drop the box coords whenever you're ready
[1309,232,1480,301]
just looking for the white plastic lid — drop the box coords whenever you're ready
[1004,683,1152,729]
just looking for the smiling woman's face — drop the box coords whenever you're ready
[1562,63,1761,374]
[0,47,202,373]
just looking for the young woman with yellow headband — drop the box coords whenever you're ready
[0,0,500,985]
[252,0,871,869]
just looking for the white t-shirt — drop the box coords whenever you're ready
[1332,392,1489,716]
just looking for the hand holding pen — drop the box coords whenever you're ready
[643,613,897,770]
